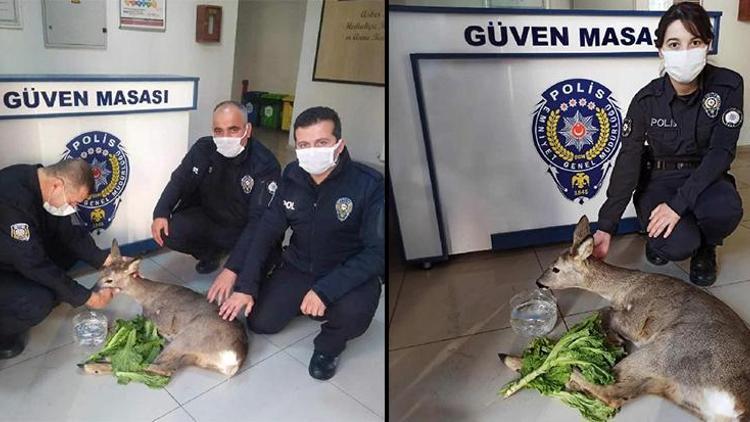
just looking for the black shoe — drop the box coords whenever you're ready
[309,351,338,380]
[0,330,29,360]
[195,256,221,274]
[645,245,669,266]
[690,245,717,286]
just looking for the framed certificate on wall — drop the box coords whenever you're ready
[313,0,384,86]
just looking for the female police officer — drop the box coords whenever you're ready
[593,2,744,286]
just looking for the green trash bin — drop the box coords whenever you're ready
[260,93,284,129]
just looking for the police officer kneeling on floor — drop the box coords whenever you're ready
[594,2,744,286]
[206,106,384,380]
[0,159,118,359]
[151,101,281,274]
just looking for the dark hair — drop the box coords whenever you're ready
[46,158,95,195]
[293,106,342,141]
[655,2,713,49]
[213,100,248,123]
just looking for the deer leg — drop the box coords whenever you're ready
[498,353,523,372]
[79,362,113,375]
[599,308,627,348]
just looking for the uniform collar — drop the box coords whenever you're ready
[660,70,705,105]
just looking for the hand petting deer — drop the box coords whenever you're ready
[500,216,750,422]
[81,239,248,378]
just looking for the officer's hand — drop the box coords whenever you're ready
[218,292,254,321]
[648,203,680,239]
[300,290,326,317]
[151,218,169,247]
[592,230,611,259]
[208,268,237,305]
[85,288,116,309]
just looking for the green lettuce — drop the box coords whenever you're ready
[500,314,625,422]
[83,315,169,388]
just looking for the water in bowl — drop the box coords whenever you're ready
[73,311,108,347]
[510,292,558,337]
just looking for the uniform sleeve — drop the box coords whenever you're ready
[0,207,91,307]
[50,215,108,268]
[597,97,648,234]
[153,145,200,219]
[311,179,385,306]
[668,79,744,215]
[234,180,290,297]
[225,159,282,273]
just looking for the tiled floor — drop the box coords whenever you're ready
[389,148,750,421]
[0,249,384,422]
[253,126,297,166]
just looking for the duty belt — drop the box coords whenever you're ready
[645,159,702,171]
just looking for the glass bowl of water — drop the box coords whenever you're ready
[73,310,108,347]
[510,288,558,337]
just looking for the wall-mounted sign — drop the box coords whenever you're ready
[313,0,384,86]
[120,0,166,31]
[0,76,197,120]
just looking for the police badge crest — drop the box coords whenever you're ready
[702,92,721,118]
[532,79,622,204]
[62,131,130,233]
[335,197,353,222]
[10,223,30,241]
[241,175,254,194]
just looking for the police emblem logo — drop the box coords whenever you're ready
[722,108,743,128]
[241,175,254,194]
[532,79,622,204]
[9,223,30,241]
[702,92,721,118]
[62,131,130,233]
[335,197,354,222]
[268,181,277,193]
[622,117,632,138]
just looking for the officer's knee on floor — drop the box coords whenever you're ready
[246,314,285,335]
[15,290,56,325]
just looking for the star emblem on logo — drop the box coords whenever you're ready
[558,110,599,152]
[90,157,112,191]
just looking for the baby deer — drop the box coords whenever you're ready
[500,216,750,421]
[81,240,248,378]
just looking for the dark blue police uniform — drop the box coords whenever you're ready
[232,148,384,356]
[598,64,744,282]
[0,164,109,337]
[153,137,281,266]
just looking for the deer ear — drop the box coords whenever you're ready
[572,235,594,261]
[571,215,591,248]
[126,258,141,274]
[110,239,121,259]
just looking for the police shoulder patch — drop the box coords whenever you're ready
[335,197,354,222]
[722,108,743,128]
[10,223,30,241]
[622,117,632,138]
[702,92,721,118]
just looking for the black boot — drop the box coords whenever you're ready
[309,351,338,380]
[645,244,669,266]
[690,244,717,286]
[195,255,221,274]
[0,330,29,360]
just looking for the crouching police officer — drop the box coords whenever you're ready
[152,101,281,274]
[594,2,744,286]
[0,159,117,358]
[207,106,384,380]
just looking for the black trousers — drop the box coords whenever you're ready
[635,174,743,261]
[0,241,75,337]
[163,207,244,261]
[247,263,381,356]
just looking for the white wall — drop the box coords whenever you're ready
[291,0,385,169]
[232,0,306,98]
[0,0,239,145]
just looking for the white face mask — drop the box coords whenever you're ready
[213,127,248,158]
[662,47,707,84]
[296,140,342,175]
[43,186,77,217]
